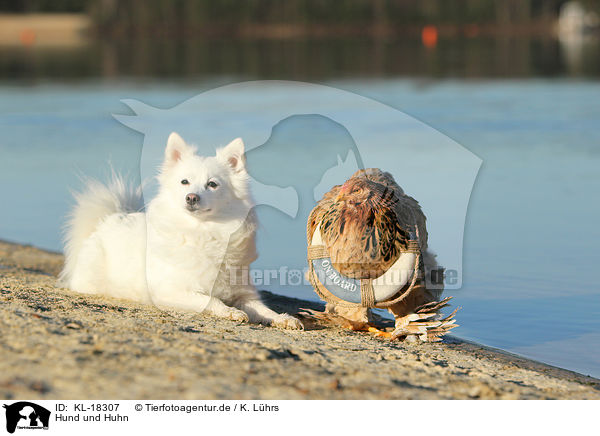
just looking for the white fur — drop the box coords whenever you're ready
[59,132,303,330]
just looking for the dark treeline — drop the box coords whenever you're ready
[2,0,596,37]
[0,0,88,12]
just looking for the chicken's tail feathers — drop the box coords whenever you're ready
[392,296,460,342]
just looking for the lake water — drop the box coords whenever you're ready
[1,79,599,378]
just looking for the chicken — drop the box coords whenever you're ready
[303,168,458,342]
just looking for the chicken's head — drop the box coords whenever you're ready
[335,176,397,209]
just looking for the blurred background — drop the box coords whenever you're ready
[1,0,600,79]
[1,1,599,378]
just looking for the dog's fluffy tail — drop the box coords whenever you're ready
[59,175,144,285]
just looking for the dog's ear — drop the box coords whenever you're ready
[217,138,246,173]
[164,132,193,165]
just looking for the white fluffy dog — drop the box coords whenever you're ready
[59,132,303,330]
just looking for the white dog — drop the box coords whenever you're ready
[59,132,303,330]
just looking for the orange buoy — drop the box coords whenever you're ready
[20,29,36,46]
[421,25,438,48]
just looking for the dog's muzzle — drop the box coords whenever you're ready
[186,193,200,210]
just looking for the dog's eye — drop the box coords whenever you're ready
[181,179,189,185]
[207,181,219,189]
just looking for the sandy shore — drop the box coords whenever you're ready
[1,239,599,400]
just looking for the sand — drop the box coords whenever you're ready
[1,239,599,400]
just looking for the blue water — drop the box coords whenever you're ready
[1,79,599,378]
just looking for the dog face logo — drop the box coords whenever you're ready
[2,402,50,434]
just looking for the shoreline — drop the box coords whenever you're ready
[1,239,599,399]
[0,14,90,47]
[0,12,561,47]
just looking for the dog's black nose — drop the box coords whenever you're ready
[186,193,200,205]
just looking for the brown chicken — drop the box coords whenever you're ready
[304,168,457,342]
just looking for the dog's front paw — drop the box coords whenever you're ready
[223,307,250,323]
[272,313,304,330]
